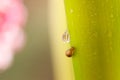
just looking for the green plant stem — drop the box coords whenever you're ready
[64,0,120,80]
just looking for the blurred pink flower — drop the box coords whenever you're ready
[0,0,27,71]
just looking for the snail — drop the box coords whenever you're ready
[65,47,75,57]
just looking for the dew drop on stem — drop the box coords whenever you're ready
[62,30,70,43]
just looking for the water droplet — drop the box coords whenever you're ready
[90,13,97,17]
[110,6,113,9]
[94,13,97,16]
[93,52,97,56]
[62,30,70,43]
[70,9,74,13]
[110,14,114,18]
[106,0,109,2]
[90,14,94,17]
[91,0,95,4]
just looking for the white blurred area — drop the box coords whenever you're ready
[0,0,53,80]
[0,0,26,71]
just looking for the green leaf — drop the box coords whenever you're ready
[64,0,120,80]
